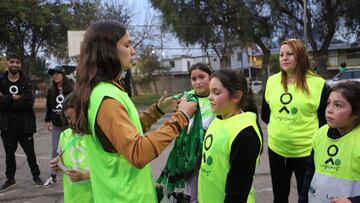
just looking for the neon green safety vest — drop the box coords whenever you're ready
[59,128,93,203]
[309,125,360,202]
[198,96,215,130]
[264,72,325,157]
[86,82,157,203]
[198,112,262,203]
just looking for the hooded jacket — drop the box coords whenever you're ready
[0,71,36,134]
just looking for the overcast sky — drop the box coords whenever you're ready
[128,0,204,57]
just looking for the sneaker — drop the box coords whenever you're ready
[33,177,44,186]
[43,176,56,187]
[0,179,16,192]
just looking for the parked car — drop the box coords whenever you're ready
[326,69,360,87]
[249,80,263,94]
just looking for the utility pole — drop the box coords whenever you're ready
[160,25,165,93]
[304,0,308,48]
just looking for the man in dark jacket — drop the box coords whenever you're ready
[0,53,43,191]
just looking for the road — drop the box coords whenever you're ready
[0,110,298,203]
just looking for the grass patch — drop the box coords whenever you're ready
[131,94,161,106]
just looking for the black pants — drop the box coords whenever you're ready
[1,130,40,180]
[268,148,309,203]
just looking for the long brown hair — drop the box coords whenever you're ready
[73,21,127,133]
[211,69,257,115]
[280,38,315,94]
[210,69,263,152]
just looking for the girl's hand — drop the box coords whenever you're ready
[178,97,197,119]
[44,122,52,131]
[157,91,180,113]
[331,198,352,203]
[66,169,83,182]
[50,158,60,172]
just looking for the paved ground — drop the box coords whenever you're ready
[0,108,299,203]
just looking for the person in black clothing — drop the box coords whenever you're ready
[0,53,43,191]
[43,66,74,187]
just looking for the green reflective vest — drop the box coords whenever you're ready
[198,112,262,203]
[86,82,157,203]
[265,72,325,157]
[309,125,360,202]
[198,96,215,130]
[60,128,93,203]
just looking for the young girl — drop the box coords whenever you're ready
[300,81,360,203]
[198,69,263,203]
[157,63,215,202]
[261,38,329,202]
[50,93,93,203]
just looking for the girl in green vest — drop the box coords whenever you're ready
[157,63,215,202]
[299,81,360,203]
[72,20,197,203]
[198,69,263,203]
[50,93,93,203]
[261,38,329,203]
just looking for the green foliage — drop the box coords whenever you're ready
[269,54,280,74]
[131,94,161,106]
[96,0,131,25]
[0,0,131,75]
[133,46,162,83]
[28,57,49,79]
[150,0,274,70]
[270,0,360,76]
[0,57,6,74]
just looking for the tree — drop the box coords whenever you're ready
[149,0,241,68]
[271,0,359,77]
[0,0,101,75]
[150,0,275,75]
[133,46,163,95]
[0,57,6,73]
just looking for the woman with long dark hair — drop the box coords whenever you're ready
[43,66,73,187]
[72,20,197,202]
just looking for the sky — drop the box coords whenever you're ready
[129,0,204,58]
[51,0,202,67]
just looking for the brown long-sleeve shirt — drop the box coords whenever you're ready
[95,98,188,169]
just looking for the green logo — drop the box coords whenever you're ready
[335,159,341,166]
[291,107,298,114]
[207,156,213,166]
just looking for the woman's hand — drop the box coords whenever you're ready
[157,91,180,114]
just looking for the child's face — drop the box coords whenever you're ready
[326,91,356,134]
[209,77,239,119]
[190,69,210,96]
[64,107,76,127]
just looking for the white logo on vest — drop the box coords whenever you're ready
[56,93,65,109]
[69,143,85,169]
[9,85,18,95]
